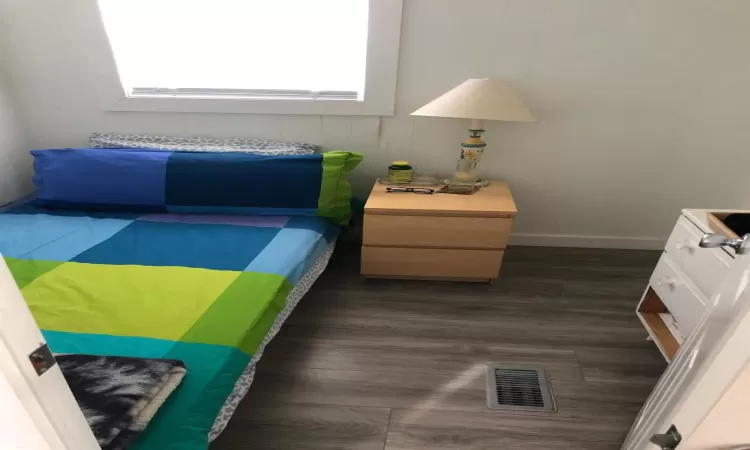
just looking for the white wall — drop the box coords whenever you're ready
[0,37,31,205]
[1,0,749,248]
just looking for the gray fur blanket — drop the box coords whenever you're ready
[57,354,186,450]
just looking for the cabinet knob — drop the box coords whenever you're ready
[658,277,677,287]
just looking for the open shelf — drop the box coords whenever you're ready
[637,288,680,361]
[707,212,740,239]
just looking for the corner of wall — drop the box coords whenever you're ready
[0,74,32,205]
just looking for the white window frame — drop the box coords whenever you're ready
[92,0,402,116]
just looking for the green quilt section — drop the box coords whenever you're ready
[12,258,291,356]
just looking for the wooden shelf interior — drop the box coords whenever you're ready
[707,212,739,239]
[637,288,680,361]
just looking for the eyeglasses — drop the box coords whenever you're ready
[386,187,435,194]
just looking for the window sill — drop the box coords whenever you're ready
[107,95,394,116]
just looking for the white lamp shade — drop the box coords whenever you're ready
[411,78,536,123]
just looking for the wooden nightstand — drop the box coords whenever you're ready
[361,181,517,282]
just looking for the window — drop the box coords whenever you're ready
[96,0,402,115]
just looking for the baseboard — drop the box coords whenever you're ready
[0,193,34,212]
[509,233,665,250]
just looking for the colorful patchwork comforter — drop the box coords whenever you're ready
[0,201,339,449]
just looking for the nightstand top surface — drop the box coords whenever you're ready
[365,181,517,218]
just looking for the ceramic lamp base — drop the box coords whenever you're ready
[458,118,487,182]
[451,158,479,185]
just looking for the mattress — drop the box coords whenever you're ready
[209,240,335,440]
[0,200,339,449]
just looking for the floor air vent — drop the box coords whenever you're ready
[486,365,557,412]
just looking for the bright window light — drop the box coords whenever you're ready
[97,0,369,98]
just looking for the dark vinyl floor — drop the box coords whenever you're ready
[211,242,665,450]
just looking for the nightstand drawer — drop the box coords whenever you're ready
[650,252,706,336]
[363,215,512,249]
[361,246,503,279]
[665,216,732,296]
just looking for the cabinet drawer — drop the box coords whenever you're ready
[665,216,733,296]
[650,253,706,336]
[363,214,512,249]
[361,246,503,279]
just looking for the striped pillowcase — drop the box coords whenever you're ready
[90,132,319,155]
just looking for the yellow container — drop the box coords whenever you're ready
[387,161,414,183]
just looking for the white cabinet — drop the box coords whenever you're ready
[664,217,733,296]
[637,209,739,361]
[649,253,706,336]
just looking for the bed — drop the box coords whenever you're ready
[0,145,362,449]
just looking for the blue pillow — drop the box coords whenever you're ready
[32,148,363,225]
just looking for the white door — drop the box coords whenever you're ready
[0,255,100,450]
[622,233,750,450]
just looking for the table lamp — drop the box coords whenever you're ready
[411,78,536,185]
